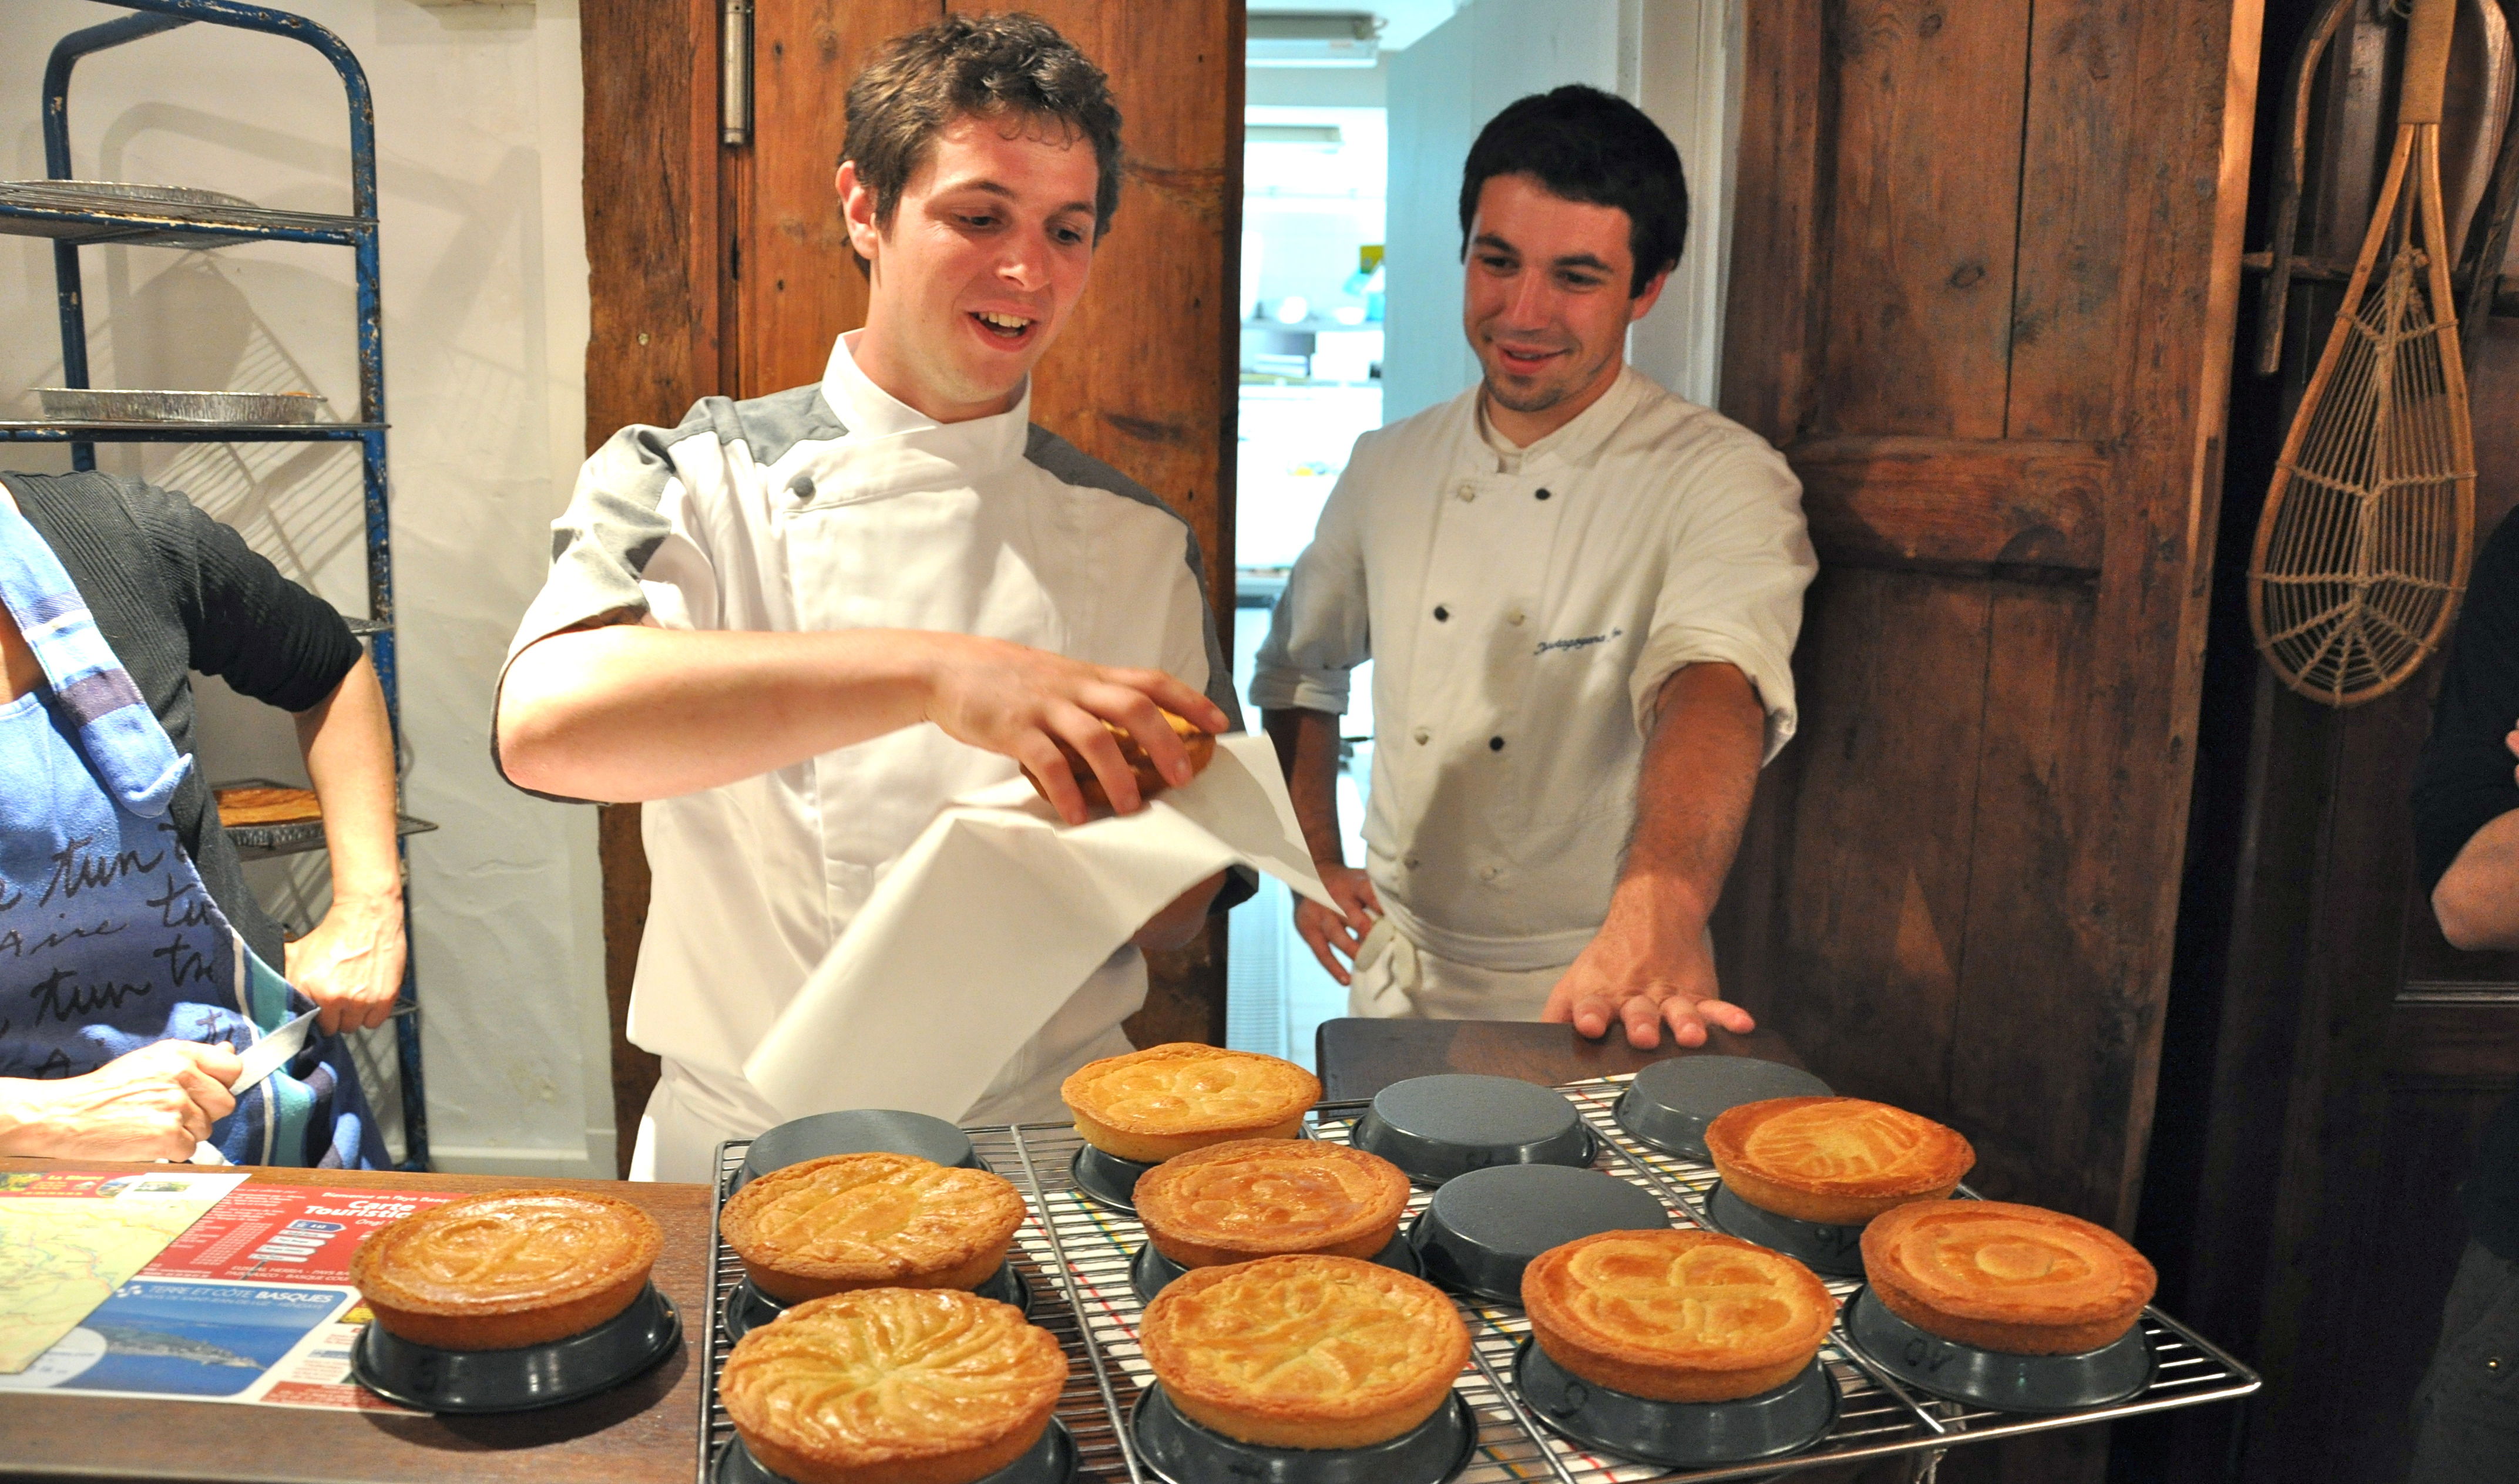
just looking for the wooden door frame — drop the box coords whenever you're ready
[576,0,1242,1174]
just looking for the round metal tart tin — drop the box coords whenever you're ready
[1130,1381,1477,1484]
[1614,1058,1832,1160]
[735,1109,983,1192]
[1408,1165,1671,1304]
[1070,1143,1160,1213]
[1840,1287,2154,1412]
[1703,1182,1870,1278]
[350,1281,680,1413]
[1129,1233,1422,1305]
[1351,1075,1595,1187]
[721,1262,1032,1344]
[1512,1336,1840,1468]
[711,1416,1077,1484]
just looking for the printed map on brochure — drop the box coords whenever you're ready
[0,1170,247,1374]
[0,1179,459,1412]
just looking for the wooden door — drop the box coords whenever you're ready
[579,1,1244,1172]
[2125,5,2519,1476]
[1712,3,2261,1477]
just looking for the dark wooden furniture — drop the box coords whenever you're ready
[0,1163,711,1484]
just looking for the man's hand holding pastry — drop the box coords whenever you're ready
[917,632,1226,825]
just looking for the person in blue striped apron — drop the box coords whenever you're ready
[0,472,398,1167]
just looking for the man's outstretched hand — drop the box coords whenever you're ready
[1541,892,1754,1049]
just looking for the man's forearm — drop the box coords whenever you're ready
[498,625,938,802]
[295,653,401,904]
[1614,664,1765,928]
[1264,707,1347,866]
[2436,807,2519,950]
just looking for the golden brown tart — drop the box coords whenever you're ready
[1861,1200,2157,1355]
[719,1287,1066,1484]
[1134,1139,1410,1268]
[723,1152,1026,1305]
[1523,1229,1836,1402]
[214,784,321,827]
[1705,1096,1975,1224]
[1060,1043,1321,1163]
[1139,1254,1469,1449]
[350,1189,660,1350]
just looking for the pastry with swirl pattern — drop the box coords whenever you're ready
[1522,1228,1836,1402]
[349,1189,661,1350]
[1138,1253,1470,1449]
[1860,1200,2156,1355]
[1705,1096,1975,1224]
[722,1152,1026,1304]
[718,1287,1066,1484]
[1060,1042,1321,1163]
[1134,1139,1410,1268]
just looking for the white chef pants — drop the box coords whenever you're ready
[626,1021,1139,1183]
[1345,917,1571,1021]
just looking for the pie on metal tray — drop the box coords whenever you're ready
[1060,1042,1322,1163]
[1704,1095,1975,1224]
[349,1188,661,1350]
[1860,1199,2157,1355]
[1133,1138,1411,1268]
[718,1286,1067,1484]
[1522,1227,1837,1402]
[1138,1253,1471,1450]
[721,1151,1026,1305]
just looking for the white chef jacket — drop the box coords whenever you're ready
[499,332,1237,1177]
[1250,365,1812,981]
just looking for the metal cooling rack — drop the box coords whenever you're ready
[696,1072,2261,1484]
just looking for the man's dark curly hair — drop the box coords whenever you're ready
[841,12,1124,271]
[1458,85,1687,297]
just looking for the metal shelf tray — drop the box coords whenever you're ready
[698,1072,2261,1483]
[0,179,366,246]
[0,419,381,442]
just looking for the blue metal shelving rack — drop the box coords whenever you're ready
[0,0,429,1169]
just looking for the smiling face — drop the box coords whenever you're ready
[840,111,1102,423]
[1462,173,1669,446]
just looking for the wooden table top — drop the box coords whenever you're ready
[1,1021,1804,1483]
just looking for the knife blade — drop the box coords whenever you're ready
[229,1008,318,1094]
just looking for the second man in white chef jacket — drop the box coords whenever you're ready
[1252,85,1815,1048]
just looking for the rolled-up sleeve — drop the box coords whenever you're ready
[1250,457,1373,716]
[492,405,724,793]
[1627,445,1815,762]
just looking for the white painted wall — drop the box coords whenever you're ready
[1382,0,1737,422]
[0,0,610,1177]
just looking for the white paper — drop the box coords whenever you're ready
[744,733,1334,1122]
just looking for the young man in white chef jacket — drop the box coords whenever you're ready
[1254,85,1815,1048]
[493,16,1237,1182]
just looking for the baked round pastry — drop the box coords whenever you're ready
[1139,1254,1469,1449]
[1705,1096,1974,1224]
[719,1287,1066,1484]
[723,1152,1026,1305]
[1061,1043,1321,1163]
[1024,709,1218,811]
[1134,1139,1410,1268]
[350,1189,661,1350]
[214,783,321,827]
[1861,1200,2157,1355]
[1522,1229,1836,1402]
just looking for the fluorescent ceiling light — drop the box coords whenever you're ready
[1249,13,1380,68]
[1246,124,1345,145]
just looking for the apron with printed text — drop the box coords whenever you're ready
[0,502,383,1168]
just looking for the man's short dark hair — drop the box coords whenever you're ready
[1458,85,1686,297]
[842,13,1124,267]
